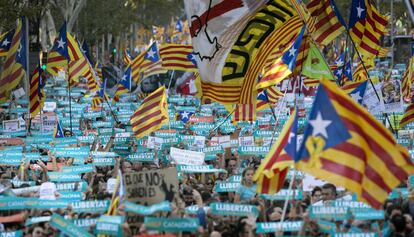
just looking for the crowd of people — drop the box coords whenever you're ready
[0,75,412,237]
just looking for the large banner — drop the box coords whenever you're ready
[170,147,205,165]
[123,167,179,205]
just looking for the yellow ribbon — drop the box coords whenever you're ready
[305,136,326,169]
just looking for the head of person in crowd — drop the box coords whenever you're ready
[121,160,133,173]
[391,214,407,237]
[241,167,255,187]
[311,186,322,204]
[321,183,337,202]
[227,158,238,175]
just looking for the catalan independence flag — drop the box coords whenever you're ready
[130,86,169,139]
[402,52,414,99]
[29,64,45,118]
[139,42,167,79]
[296,78,414,209]
[254,108,297,194]
[46,22,84,76]
[53,120,64,138]
[306,0,345,46]
[256,26,305,90]
[159,44,198,72]
[400,102,414,128]
[113,66,132,103]
[0,29,15,57]
[0,18,27,103]
[349,0,388,59]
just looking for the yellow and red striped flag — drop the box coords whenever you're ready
[402,57,414,99]
[0,18,27,103]
[46,22,84,76]
[400,103,414,128]
[159,44,198,72]
[254,108,297,194]
[68,57,89,88]
[29,65,45,118]
[349,0,388,59]
[306,0,345,46]
[130,86,169,139]
[296,78,414,209]
[0,29,15,57]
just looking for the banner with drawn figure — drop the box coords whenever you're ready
[123,167,179,205]
[380,80,403,113]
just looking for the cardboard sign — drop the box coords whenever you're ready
[123,167,179,205]
[3,120,20,133]
[170,147,205,165]
[380,80,403,113]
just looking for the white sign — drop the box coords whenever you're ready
[170,147,205,165]
[12,88,25,99]
[192,136,205,148]
[39,182,57,200]
[42,115,57,132]
[3,120,19,132]
[43,102,57,112]
[363,83,384,114]
[238,136,254,146]
[147,136,164,149]
[218,135,231,148]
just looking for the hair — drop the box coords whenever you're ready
[392,214,406,233]
[241,167,255,186]
[322,183,337,196]
[311,186,322,197]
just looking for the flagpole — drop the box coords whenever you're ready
[211,108,236,132]
[68,70,73,133]
[25,17,30,137]
[344,30,396,134]
[269,88,289,145]
[103,95,119,124]
[280,170,295,224]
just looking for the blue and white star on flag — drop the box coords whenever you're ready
[57,38,66,48]
[309,112,332,138]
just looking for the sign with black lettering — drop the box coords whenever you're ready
[123,167,178,205]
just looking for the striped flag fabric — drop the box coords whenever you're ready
[113,66,132,103]
[296,78,414,209]
[256,26,305,90]
[402,57,414,99]
[29,65,45,118]
[94,62,103,80]
[0,29,15,57]
[0,18,27,103]
[349,0,388,59]
[131,51,145,83]
[159,44,198,72]
[46,22,84,76]
[400,103,414,128]
[68,57,89,88]
[130,86,169,139]
[123,49,131,66]
[232,103,256,122]
[293,34,311,76]
[139,42,167,79]
[306,0,345,46]
[254,108,297,194]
